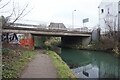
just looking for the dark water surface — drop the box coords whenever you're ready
[59,48,120,78]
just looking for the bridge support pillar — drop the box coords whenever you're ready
[28,34,34,50]
[61,36,91,48]
[82,36,91,46]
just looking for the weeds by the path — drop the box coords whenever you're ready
[2,48,36,78]
[46,50,76,79]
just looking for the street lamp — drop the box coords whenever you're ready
[72,10,76,29]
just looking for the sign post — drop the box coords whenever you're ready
[83,18,89,27]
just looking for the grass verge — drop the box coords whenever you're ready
[46,50,76,79]
[2,49,36,78]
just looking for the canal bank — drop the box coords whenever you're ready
[46,50,76,78]
[61,42,120,57]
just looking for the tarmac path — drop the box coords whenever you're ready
[20,50,58,78]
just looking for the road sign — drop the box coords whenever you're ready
[83,18,89,23]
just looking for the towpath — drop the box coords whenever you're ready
[20,50,58,78]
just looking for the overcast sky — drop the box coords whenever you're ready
[0,0,102,28]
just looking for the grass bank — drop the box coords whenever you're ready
[2,48,36,78]
[46,50,76,79]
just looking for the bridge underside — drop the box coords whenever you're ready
[61,36,91,48]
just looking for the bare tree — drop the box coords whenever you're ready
[104,13,120,54]
[0,0,33,24]
[104,14,118,39]
[0,0,11,10]
[0,0,33,46]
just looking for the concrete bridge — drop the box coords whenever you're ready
[2,25,91,37]
[1,19,92,49]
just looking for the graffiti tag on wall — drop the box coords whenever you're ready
[1,33,18,42]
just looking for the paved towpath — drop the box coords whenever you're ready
[20,50,58,78]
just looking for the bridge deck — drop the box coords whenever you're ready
[2,26,91,37]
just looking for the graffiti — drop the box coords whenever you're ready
[1,33,18,42]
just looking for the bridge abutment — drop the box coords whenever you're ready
[19,33,34,50]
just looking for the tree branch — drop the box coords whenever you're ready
[12,3,29,23]
[0,0,2,2]
[0,0,11,9]
[20,7,33,18]
[0,0,32,25]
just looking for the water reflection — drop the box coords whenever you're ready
[72,64,99,78]
[59,48,120,78]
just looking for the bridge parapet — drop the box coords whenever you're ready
[5,22,92,32]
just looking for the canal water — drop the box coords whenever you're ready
[59,48,120,78]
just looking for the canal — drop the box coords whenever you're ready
[59,48,120,78]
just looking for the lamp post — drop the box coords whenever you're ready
[72,10,76,29]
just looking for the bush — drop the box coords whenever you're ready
[2,48,11,56]
[2,50,36,78]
